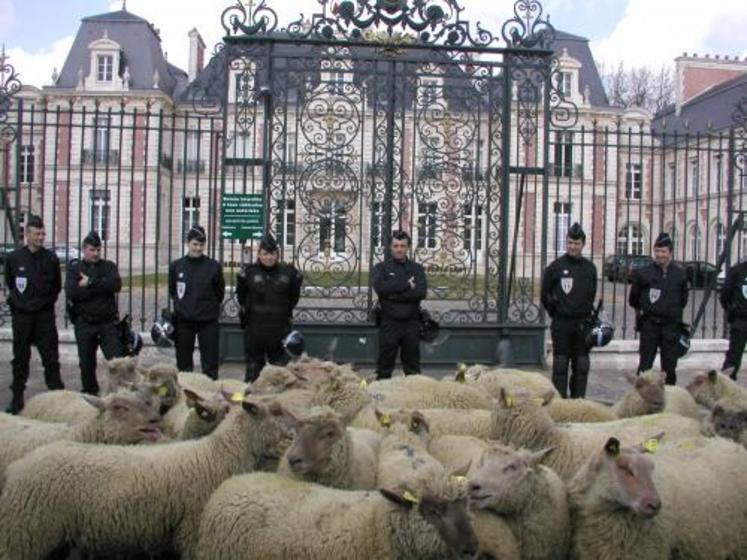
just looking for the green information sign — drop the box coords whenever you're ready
[221,193,264,240]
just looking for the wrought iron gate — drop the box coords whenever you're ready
[188,0,568,360]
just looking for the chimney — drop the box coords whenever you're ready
[674,53,747,115]
[188,28,206,82]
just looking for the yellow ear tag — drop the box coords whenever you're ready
[402,491,419,504]
[505,395,515,408]
[643,438,660,454]
[379,413,392,428]
[158,385,169,397]
[230,392,244,403]
[452,476,469,484]
[532,398,544,406]
[359,379,368,389]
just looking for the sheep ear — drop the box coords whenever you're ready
[81,394,107,413]
[450,460,471,478]
[410,411,430,435]
[375,408,392,428]
[540,390,555,406]
[707,370,719,384]
[183,388,203,408]
[527,446,554,466]
[241,399,264,416]
[455,364,467,383]
[379,488,416,510]
[604,437,621,457]
[499,388,514,408]
[712,403,725,417]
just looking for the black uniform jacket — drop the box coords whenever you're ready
[65,258,121,322]
[541,254,597,319]
[169,255,225,322]
[629,262,688,321]
[372,257,427,322]
[236,262,303,327]
[5,246,61,314]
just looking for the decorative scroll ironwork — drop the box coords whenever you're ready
[507,277,540,323]
[501,0,555,49]
[0,46,22,144]
[548,57,579,130]
[735,94,747,172]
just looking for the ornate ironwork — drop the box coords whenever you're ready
[501,0,555,49]
[548,57,579,130]
[734,94,747,172]
[507,277,540,323]
[0,46,22,143]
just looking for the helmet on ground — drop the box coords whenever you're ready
[283,330,305,358]
[151,309,176,348]
[675,323,691,358]
[586,311,615,348]
[116,314,144,357]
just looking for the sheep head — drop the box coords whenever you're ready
[142,364,180,413]
[380,474,479,560]
[180,388,232,439]
[468,444,553,515]
[626,371,666,414]
[104,356,140,392]
[686,369,721,407]
[569,437,661,519]
[82,391,162,444]
[284,407,346,476]
[709,400,747,443]
[492,388,555,448]
[250,365,308,395]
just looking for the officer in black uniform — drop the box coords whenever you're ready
[629,232,689,385]
[65,231,122,395]
[540,223,597,398]
[719,259,747,380]
[169,225,225,380]
[4,215,64,413]
[372,230,427,380]
[236,233,303,382]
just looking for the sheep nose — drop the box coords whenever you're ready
[289,456,304,468]
[469,482,481,493]
[640,498,661,518]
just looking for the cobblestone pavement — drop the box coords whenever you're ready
[3,351,747,410]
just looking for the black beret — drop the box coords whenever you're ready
[567,222,586,242]
[259,233,278,253]
[654,232,673,249]
[187,224,207,243]
[82,230,102,248]
[26,215,44,229]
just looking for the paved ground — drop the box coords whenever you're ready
[4,351,747,410]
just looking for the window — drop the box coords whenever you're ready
[94,117,110,159]
[417,202,438,250]
[557,71,573,98]
[689,158,700,196]
[182,197,200,241]
[372,201,384,249]
[688,224,701,260]
[90,190,110,241]
[617,224,644,256]
[186,131,199,161]
[668,162,676,200]
[625,163,642,199]
[553,131,573,178]
[235,70,254,104]
[320,204,346,254]
[715,222,727,260]
[181,131,203,173]
[97,55,113,82]
[328,70,345,95]
[422,79,438,105]
[463,203,483,251]
[553,202,571,253]
[19,145,34,184]
[275,199,296,247]
[286,132,297,167]
[713,154,723,193]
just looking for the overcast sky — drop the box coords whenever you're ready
[2,0,747,88]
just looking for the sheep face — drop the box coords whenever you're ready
[492,388,555,447]
[709,402,747,443]
[250,365,307,395]
[574,438,661,519]
[468,445,553,515]
[143,365,180,412]
[105,357,139,390]
[240,399,295,461]
[627,372,666,414]
[284,410,344,475]
[182,389,232,437]
[380,489,479,560]
[83,392,162,443]
[686,369,721,406]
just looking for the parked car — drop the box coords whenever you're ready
[54,246,80,266]
[604,254,653,282]
[681,261,721,289]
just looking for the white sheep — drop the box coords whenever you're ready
[491,389,705,481]
[276,406,381,490]
[468,444,571,560]
[686,368,747,408]
[457,364,560,399]
[568,435,747,559]
[704,397,747,446]
[194,471,480,560]
[545,398,618,423]
[368,374,493,410]
[160,388,231,440]
[0,397,292,559]
[351,405,495,439]
[615,371,702,420]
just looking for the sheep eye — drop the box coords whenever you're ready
[503,464,518,473]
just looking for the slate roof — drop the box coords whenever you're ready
[50,9,188,97]
[554,30,609,107]
[652,72,747,137]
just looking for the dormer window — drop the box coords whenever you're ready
[97,55,114,82]
[558,71,573,98]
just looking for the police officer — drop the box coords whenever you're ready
[719,259,747,380]
[65,231,123,395]
[169,225,225,380]
[236,233,303,382]
[540,223,597,398]
[372,230,427,380]
[4,215,64,413]
[629,232,689,385]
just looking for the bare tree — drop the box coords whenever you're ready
[598,61,674,114]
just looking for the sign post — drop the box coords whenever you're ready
[221,193,264,241]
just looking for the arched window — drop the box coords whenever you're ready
[688,224,701,261]
[714,222,727,260]
[617,224,644,256]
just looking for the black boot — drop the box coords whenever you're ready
[5,389,24,415]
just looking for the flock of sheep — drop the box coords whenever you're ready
[1,357,746,559]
